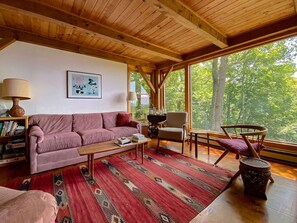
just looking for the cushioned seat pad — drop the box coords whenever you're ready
[37,132,81,154]
[158,127,184,141]
[217,138,263,156]
[78,129,114,145]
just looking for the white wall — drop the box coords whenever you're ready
[0,42,128,115]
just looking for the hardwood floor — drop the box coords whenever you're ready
[0,140,296,223]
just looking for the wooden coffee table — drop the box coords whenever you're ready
[78,138,150,179]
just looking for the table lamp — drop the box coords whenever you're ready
[2,78,31,117]
[127,91,137,101]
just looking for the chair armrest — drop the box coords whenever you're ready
[29,126,44,143]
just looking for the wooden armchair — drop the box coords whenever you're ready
[214,124,274,182]
[157,112,188,154]
[214,124,267,164]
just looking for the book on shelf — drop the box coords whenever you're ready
[0,155,26,164]
[2,152,25,159]
[14,125,25,135]
[5,142,26,150]
[5,146,25,153]
[1,121,9,136]
[8,122,18,136]
[0,121,24,136]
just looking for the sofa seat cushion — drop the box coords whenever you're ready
[107,126,139,138]
[37,132,82,154]
[78,129,115,146]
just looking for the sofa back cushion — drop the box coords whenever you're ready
[72,113,103,132]
[102,111,125,129]
[29,114,72,135]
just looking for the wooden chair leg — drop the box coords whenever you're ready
[157,138,160,151]
[181,140,184,154]
[214,149,229,165]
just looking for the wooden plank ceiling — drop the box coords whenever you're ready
[0,0,296,72]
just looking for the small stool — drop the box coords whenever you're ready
[239,157,271,199]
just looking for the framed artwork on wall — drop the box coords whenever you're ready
[67,71,102,99]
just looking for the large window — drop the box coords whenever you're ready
[130,71,150,123]
[165,69,185,112]
[191,37,297,144]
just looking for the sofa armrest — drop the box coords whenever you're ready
[0,189,58,223]
[130,120,142,133]
[29,126,44,143]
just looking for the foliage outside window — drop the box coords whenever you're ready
[191,37,297,144]
[165,69,185,112]
[130,71,150,123]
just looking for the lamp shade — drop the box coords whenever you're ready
[2,78,31,100]
[128,91,137,101]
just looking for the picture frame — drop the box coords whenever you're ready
[67,71,102,99]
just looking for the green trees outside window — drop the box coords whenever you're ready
[165,69,185,112]
[130,71,150,123]
[191,37,297,143]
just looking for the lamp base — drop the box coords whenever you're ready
[9,98,25,117]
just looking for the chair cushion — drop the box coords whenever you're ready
[37,132,82,154]
[116,112,132,126]
[158,127,185,141]
[217,139,264,156]
[77,129,115,145]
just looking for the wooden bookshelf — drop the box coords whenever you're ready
[0,116,28,166]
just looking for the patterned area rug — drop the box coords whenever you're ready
[6,148,234,223]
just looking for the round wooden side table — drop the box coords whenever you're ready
[239,157,271,199]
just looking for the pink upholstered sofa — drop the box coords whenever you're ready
[29,111,141,174]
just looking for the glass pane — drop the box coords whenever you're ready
[191,37,297,144]
[130,71,150,123]
[165,69,185,112]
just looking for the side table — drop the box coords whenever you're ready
[147,114,166,138]
[189,129,210,158]
[239,157,271,199]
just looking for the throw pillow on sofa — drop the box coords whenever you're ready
[116,112,132,126]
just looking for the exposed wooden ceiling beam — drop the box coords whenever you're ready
[137,66,156,93]
[0,0,182,62]
[0,27,156,69]
[0,37,15,50]
[157,16,297,70]
[144,0,228,48]
[159,66,173,88]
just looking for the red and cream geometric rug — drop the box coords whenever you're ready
[6,148,234,223]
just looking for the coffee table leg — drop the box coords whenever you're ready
[141,143,144,164]
[88,154,91,173]
[90,154,94,179]
[135,145,138,160]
